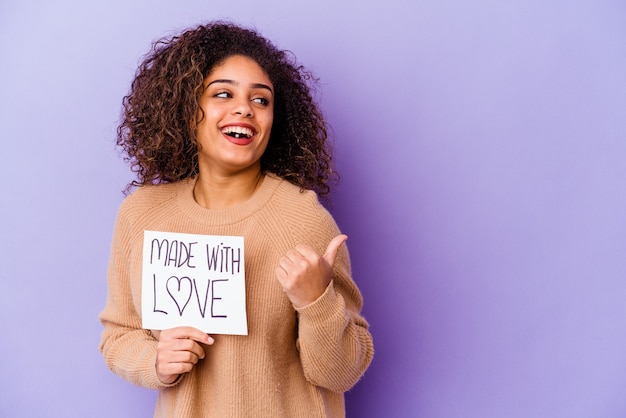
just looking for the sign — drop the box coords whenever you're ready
[141,230,247,335]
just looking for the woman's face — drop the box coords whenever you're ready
[196,55,274,178]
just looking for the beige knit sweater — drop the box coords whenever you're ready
[99,174,374,417]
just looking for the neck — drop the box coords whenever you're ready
[193,168,264,210]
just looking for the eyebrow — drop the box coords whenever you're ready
[207,79,273,95]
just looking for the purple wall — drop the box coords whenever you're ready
[1,1,625,417]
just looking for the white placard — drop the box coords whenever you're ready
[141,230,247,335]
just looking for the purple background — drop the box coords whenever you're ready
[1,1,625,417]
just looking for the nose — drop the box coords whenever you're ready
[232,98,253,118]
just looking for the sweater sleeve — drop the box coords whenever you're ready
[294,214,374,393]
[98,203,175,390]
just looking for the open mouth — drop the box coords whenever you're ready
[221,126,254,140]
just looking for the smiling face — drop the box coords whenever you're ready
[195,55,274,178]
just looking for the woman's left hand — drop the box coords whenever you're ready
[275,234,347,308]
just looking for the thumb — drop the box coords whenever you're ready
[323,234,348,267]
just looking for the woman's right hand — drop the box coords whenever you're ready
[154,326,214,384]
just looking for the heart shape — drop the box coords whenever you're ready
[166,276,193,316]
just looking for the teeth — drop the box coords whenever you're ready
[222,126,254,139]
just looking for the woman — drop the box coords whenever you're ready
[99,21,373,417]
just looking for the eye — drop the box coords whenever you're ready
[214,91,232,99]
[252,97,270,106]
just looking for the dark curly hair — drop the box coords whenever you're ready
[117,21,336,196]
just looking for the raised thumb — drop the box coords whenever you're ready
[323,234,348,267]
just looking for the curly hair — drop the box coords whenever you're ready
[117,21,336,196]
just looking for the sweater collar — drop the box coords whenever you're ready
[175,173,282,226]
